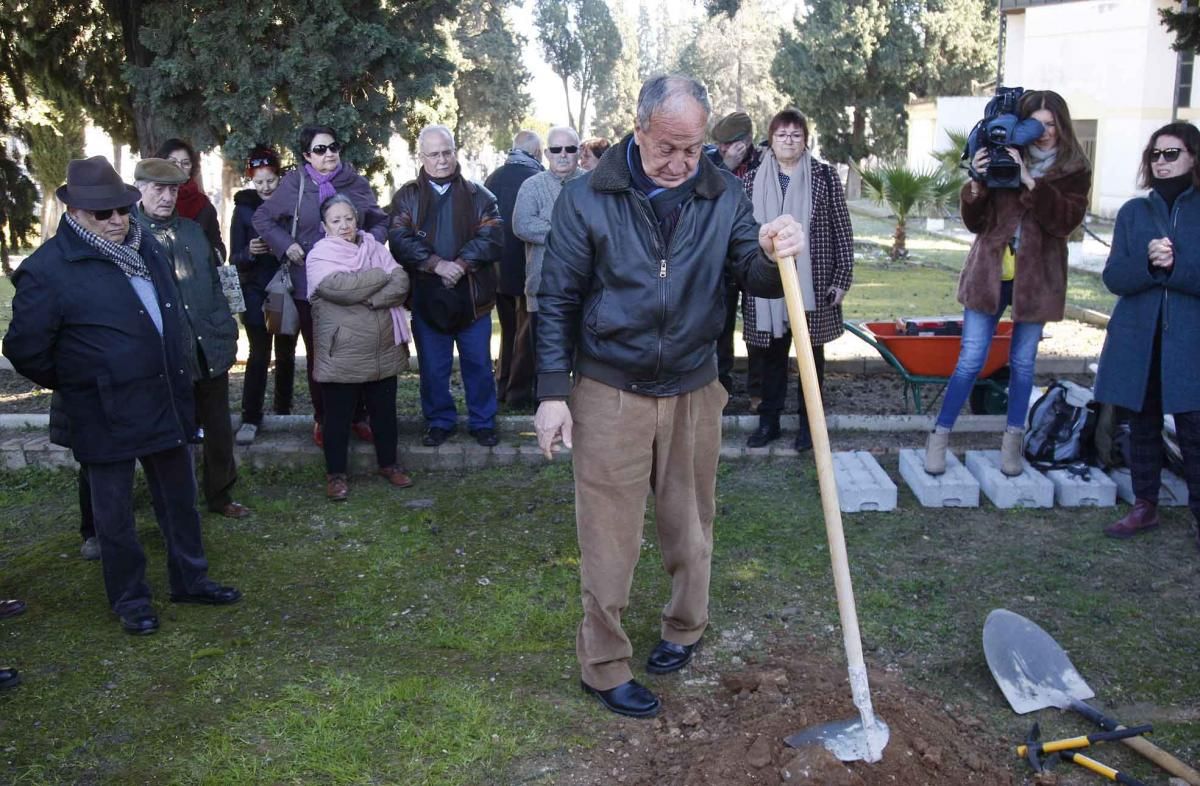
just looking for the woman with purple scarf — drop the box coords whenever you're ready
[253,125,388,447]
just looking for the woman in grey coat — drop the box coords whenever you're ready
[307,195,413,501]
[1094,122,1200,547]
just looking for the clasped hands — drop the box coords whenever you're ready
[1148,237,1174,270]
[431,256,469,287]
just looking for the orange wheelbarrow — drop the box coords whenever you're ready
[842,319,1013,415]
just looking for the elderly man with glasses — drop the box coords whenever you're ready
[4,157,242,636]
[512,126,585,383]
[389,125,504,447]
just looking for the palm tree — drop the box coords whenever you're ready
[855,163,958,260]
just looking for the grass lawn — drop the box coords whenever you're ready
[1,461,1197,784]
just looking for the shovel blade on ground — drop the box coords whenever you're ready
[785,717,891,763]
[982,608,1095,714]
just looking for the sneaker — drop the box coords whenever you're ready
[235,422,258,445]
[80,536,101,561]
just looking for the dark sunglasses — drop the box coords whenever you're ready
[548,145,579,154]
[309,142,342,155]
[248,156,275,168]
[1151,147,1183,162]
[90,206,131,221]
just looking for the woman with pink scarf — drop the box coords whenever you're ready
[308,194,413,501]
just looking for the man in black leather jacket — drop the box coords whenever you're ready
[534,75,806,719]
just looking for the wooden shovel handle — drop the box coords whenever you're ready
[1071,700,1200,784]
[776,255,869,678]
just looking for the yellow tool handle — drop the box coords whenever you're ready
[1067,752,1120,780]
[1016,735,1092,757]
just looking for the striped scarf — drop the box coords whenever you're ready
[65,213,151,280]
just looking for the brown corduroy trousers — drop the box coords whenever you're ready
[570,375,728,690]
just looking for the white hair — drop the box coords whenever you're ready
[546,126,580,145]
[417,124,455,152]
[636,75,712,131]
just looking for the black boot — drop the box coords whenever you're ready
[794,419,813,452]
[747,413,781,448]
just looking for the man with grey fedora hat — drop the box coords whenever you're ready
[133,157,249,521]
[4,156,242,636]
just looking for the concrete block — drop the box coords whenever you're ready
[898,448,980,508]
[720,443,745,460]
[834,451,897,512]
[1,449,27,470]
[964,450,1054,509]
[1107,467,1189,506]
[1045,466,1117,507]
[489,444,519,466]
[405,444,440,470]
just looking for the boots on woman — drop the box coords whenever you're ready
[1000,427,1024,477]
[747,413,781,448]
[924,428,949,475]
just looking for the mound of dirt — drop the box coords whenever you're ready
[554,649,1012,786]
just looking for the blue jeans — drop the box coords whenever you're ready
[411,311,498,431]
[936,282,1043,430]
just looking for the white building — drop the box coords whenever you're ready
[907,0,1198,217]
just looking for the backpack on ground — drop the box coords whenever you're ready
[1092,402,1132,469]
[1024,381,1098,472]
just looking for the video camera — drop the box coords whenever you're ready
[963,86,1045,189]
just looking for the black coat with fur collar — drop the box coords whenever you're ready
[536,135,783,399]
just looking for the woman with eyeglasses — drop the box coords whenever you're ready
[740,107,853,453]
[253,125,388,447]
[230,146,297,445]
[1093,122,1200,546]
[156,138,226,261]
[924,90,1091,477]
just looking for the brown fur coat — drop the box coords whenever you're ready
[956,163,1091,323]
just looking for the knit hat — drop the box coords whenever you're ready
[55,156,141,210]
[134,158,190,185]
[712,112,753,143]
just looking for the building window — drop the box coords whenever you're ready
[1179,52,1194,109]
[1074,120,1097,168]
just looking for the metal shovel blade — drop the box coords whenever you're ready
[785,716,891,762]
[982,608,1095,715]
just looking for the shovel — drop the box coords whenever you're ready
[983,608,1200,785]
[775,254,890,763]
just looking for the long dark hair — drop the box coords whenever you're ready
[1138,122,1200,189]
[1016,91,1089,174]
[155,138,199,182]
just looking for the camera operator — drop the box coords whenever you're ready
[924,90,1092,477]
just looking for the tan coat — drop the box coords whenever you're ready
[956,163,1091,323]
[311,268,410,384]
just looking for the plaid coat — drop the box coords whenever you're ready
[740,159,853,346]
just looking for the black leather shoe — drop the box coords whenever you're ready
[646,639,699,674]
[470,427,499,447]
[120,609,160,635]
[581,679,661,718]
[794,428,813,452]
[0,667,20,689]
[170,584,242,605]
[422,426,455,447]
[746,420,781,448]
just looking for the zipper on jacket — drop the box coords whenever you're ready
[632,192,669,378]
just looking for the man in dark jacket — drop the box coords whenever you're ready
[134,158,249,519]
[534,76,805,718]
[3,156,241,635]
[484,131,542,408]
[389,124,504,447]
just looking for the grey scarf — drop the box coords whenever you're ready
[65,214,151,280]
[751,148,814,337]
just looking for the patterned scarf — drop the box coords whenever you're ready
[65,213,151,280]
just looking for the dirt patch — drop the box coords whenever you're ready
[536,641,1012,786]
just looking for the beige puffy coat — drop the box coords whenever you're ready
[311,267,410,383]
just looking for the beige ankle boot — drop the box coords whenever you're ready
[1000,428,1024,476]
[924,429,949,475]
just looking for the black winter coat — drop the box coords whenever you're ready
[4,217,196,463]
[537,135,783,399]
[230,188,278,330]
[484,153,543,296]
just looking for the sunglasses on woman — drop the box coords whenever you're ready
[1151,148,1183,162]
[309,142,342,155]
[89,206,131,221]
[248,156,275,168]
[548,146,579,154]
